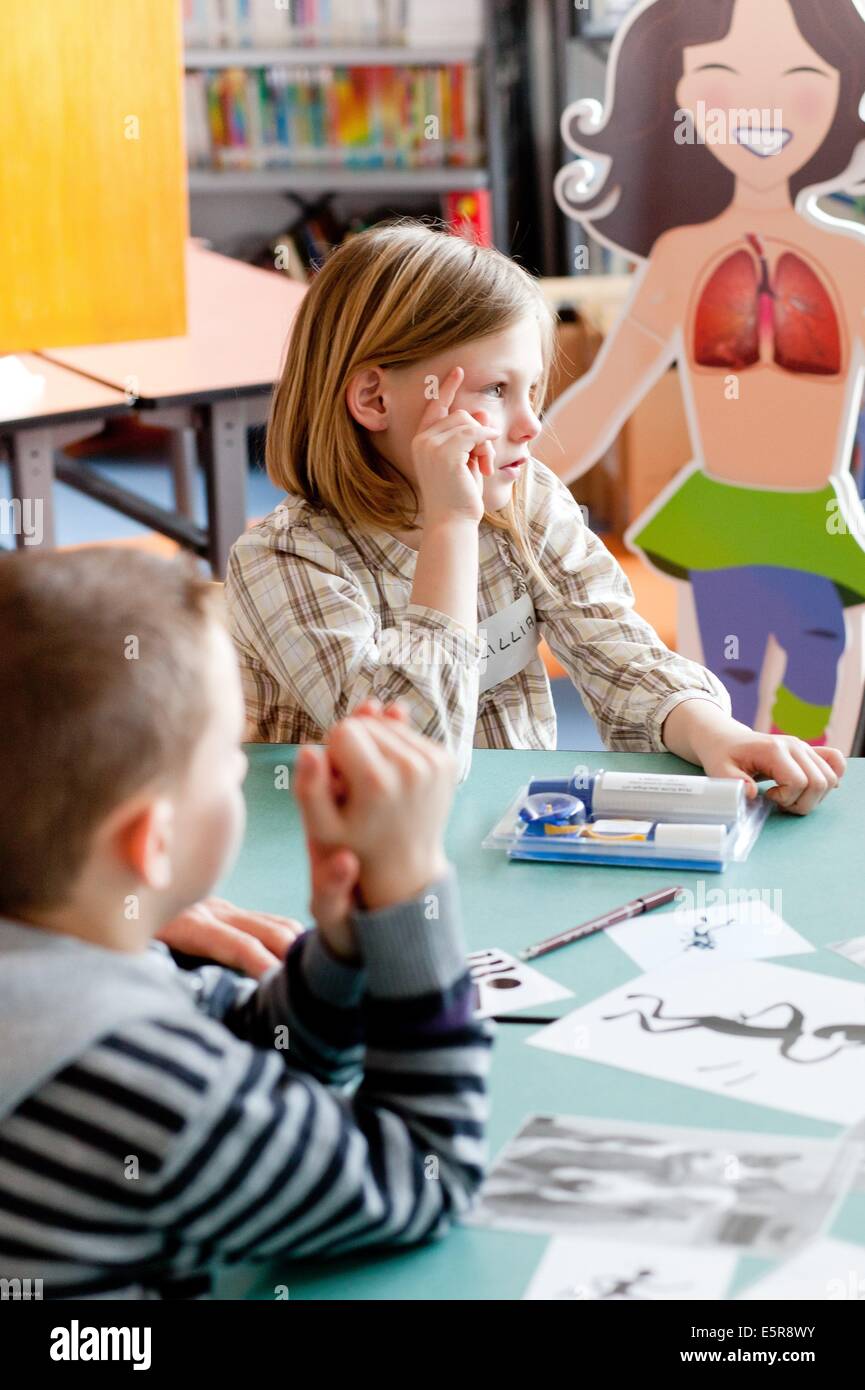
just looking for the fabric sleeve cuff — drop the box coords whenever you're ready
[402,604,487,665]
[350,866,466,999]
[653,688,733,752]
[297,929,367,1009]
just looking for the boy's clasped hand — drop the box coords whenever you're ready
[157,698,454,973]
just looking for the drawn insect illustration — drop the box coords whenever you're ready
[681,914,736,953]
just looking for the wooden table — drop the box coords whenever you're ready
[0,354,131,548]
[38,242,306,575]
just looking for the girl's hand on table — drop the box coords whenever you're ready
[662,701,845,816]
[701,730,844,815]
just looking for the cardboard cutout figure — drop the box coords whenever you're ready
[537,0,865,751]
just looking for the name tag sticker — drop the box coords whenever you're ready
[478,591,539,694]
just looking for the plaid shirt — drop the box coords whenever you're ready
[226,459,730,779]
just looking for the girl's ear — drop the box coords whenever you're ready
[345,366,389,432]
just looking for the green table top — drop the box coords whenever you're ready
[215,746,865,1300]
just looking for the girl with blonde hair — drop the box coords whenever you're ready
[226,219,843,813]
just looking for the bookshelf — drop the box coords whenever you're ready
[188,167,489,193]
[181,0,530,254]
[184,47,481,67]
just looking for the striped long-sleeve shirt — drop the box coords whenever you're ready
[0,871,492,1299]
[225,458,731,782]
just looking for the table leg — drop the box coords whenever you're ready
[9,427,57,549]
[168,424,199,518]
[201,398,248,578]
[149,405,200,520]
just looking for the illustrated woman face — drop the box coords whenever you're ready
[676,0,841,191]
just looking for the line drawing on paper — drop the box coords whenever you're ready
[681,914,736,953]
[555,1267,689,1301]
[603,993,865,1066]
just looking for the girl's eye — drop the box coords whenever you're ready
[484,383,505,398]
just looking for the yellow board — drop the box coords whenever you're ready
[0,0,188,351]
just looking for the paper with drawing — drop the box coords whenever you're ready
[524,1234,736,1301]
[467,1113,855,1256]
[528,960,865,1125]
[467,948,572,1018]
[607,898,812,972]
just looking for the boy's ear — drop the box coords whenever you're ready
[345,366,389,432]
[113,797,176,891]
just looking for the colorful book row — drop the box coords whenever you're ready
[184,64,484,170]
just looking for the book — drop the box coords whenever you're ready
[442,188,492,246]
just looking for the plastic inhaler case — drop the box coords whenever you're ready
[483,767,771,872]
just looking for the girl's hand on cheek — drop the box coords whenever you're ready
[411,365,500,526]
[469,408,497,478]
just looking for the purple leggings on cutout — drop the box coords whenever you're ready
[690,566,845,726]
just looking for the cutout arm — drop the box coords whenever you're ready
[535,258,681,485]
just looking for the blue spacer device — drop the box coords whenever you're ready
[518,793,587,836]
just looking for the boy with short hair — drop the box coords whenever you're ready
[0,548,490,1299]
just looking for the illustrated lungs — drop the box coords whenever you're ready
[693,245,842,375]
[773,252,842,376]
[693,249,760,370]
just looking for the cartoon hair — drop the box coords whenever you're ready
[267,219,557,594]
[557,0,865,260]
